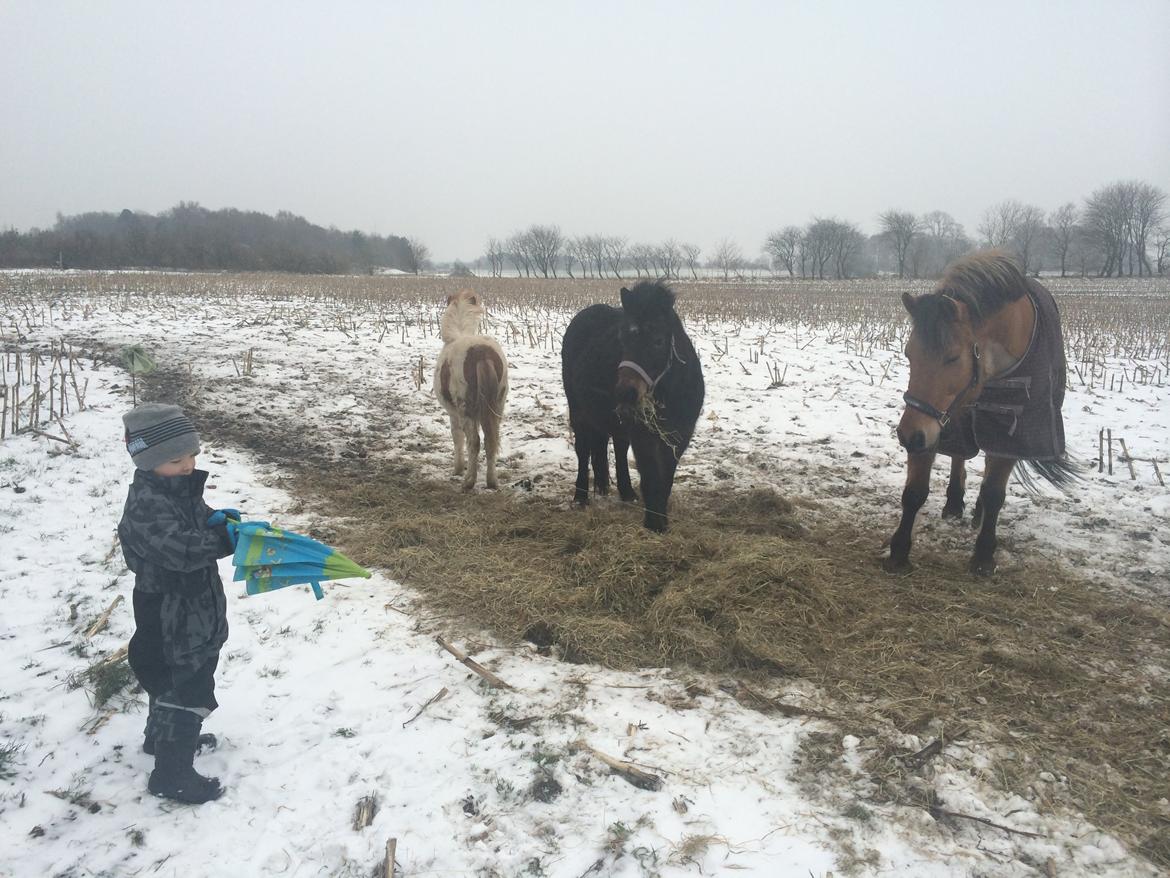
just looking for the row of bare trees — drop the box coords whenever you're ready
[484,226,721,280]
[969,182,1166,277]
[475,179,1165,281]
[0,203,418,274]
[872,180,1167,279]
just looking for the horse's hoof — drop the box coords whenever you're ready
[461,482,476,493]
[968,557,996,577]
[643,517,668,533]
[941,504,964,520]
[620,492,638,504]
[573,492,589,507]
[882,555,912,574]
[485,478,499,489]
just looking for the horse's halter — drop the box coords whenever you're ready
[902,342,981,429]
[618,335,686,395]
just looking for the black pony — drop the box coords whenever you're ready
[562,281,704,532]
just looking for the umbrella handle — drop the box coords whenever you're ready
[310,581,324,601]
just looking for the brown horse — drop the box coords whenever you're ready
[886,251,1076,576]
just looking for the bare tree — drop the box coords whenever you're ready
[657,239,682,279]
[763,226,802,277]
[1154,226,1169,275]
[405,238,430,275]
[803,219,836,279]
[914,210,971,277]
[1011,204,1047,275]
[878,210,921,278]
[681,242,701,279]
[1084,182,1135,276]
[978,199,1025,249]
[1047,203,1078,277]
[506,232,533,277]
[828,220,864,279]
[525,224,563,278]
[563,237,580,278]
[484,237,505,277]
[710,238,743,280]
[627,243,654,277]
[603,236,627,279]
[1132,182,1167,276]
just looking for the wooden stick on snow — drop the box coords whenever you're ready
[571,739,664,791]
[84,595,124,638]
[435,636,512,689]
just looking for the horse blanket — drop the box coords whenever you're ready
[939,279,1066,462]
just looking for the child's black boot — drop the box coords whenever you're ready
[148,729,223,804]
[143,731,218,756]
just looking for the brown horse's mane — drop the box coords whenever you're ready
[908,250,1031,353]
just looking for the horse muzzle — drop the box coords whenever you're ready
[896,413,939,456]
[615,374,648,409]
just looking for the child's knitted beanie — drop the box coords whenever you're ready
[123,403,200,471]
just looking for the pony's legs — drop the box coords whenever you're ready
[448,414,466,476]
[482,405,501,490]
[461,417,481,492]
[884,450,935,572]
[572,426,593,506]
[632,438,675,532]
[942,455,966,519]
[590,433,611,496]
[970,455,1015,576]
[613,432,637,503]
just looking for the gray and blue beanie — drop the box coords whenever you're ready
[123,403,200,471]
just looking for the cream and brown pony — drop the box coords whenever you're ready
[433,290,508,491]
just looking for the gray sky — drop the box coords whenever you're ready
[3,0,1168,261]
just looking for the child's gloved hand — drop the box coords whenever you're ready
[207,508,241,527]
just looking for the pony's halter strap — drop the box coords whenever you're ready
[618,336,686,394]
[902,342,981,429]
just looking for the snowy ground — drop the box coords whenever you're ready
[1,272,1167,877]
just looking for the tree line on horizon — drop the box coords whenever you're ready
[0,203,426,275]
[2,180,1164,281]
[474,179,1168,281]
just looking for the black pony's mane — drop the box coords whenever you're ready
[907,251,1030,353]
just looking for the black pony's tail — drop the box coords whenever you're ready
[1014,455,1082,495]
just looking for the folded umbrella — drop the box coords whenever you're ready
[226,520,371,600]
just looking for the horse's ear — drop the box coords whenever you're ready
[900,292,916,314]
[619,287,631,309]
[445,294,455,305]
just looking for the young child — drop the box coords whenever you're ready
[118,403,236,804]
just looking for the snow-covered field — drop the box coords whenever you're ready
[1,271,1167,877]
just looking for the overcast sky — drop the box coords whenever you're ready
[2,0,1168,260]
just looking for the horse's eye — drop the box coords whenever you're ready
[943,354,959,365]
[470,297,477,305]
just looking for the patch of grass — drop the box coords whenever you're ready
[67,653,135,708]
[0,740,24,779]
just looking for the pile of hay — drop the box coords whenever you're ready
[302,462,1170,867]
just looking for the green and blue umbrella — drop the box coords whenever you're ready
[226,521,371,600]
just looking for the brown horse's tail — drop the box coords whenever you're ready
[1016,456,1082,494]
[472,349,505,446]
